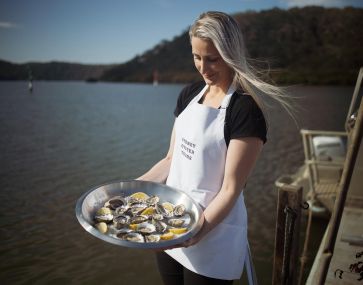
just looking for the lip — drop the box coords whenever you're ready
[203,73,216,80]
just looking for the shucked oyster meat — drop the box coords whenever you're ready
[93,192,193,244]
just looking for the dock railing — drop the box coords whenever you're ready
[300,129,347,211]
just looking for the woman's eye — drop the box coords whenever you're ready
[208,58,218,63]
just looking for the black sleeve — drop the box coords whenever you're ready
[174,81,205,117]
[228,95,267,144]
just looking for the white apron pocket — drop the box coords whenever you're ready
[166,222,247,280]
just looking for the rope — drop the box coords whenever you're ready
[282,206,297,285]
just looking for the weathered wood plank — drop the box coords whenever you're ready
[273,184,302,285]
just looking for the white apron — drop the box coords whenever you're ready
[166,84,248,280]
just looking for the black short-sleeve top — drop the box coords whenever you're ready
[174,81,267,146]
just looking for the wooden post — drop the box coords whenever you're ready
[272,184,302,285]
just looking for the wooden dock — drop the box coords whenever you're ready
[305,68,363,284]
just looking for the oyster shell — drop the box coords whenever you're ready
[156,202,173,218]
[130,215,149,224]
[168,218,185,227]
[152,219,167,233]
[114,205,129,215]
[117,232,144,243]
[104,196,127,210]
[129,203,148,216]
[146,195,159,206]
[113,214,130,229]
[137,222,156,234]
[173,204,186,217]
[152,213,164,221]
[145,234,161,243]
[116,228,133,234]
[94,207,113,223]
[96,207,112,216]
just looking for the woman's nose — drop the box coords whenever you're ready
[199,60,209,74]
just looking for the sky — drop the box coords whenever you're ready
[1,0,362,65]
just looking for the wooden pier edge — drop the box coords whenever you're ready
[272,184,303,285]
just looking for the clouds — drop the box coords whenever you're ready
[0,21,18,29]
[282,0,363,8]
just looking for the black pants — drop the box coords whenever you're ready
[155,252,234,285]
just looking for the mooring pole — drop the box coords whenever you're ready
[272,184,302,285]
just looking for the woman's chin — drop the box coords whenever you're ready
[203,77,216,85]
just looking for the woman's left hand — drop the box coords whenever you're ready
[180,234,202,248]
[149,213,205,251]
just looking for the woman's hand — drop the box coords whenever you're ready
[148,213,205,251]
[181,212,206,247]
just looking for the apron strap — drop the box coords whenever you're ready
[220,84,236,109]
[245,241,259,285]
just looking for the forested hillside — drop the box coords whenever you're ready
[1,7,362,85]
[102,6,363,85]
[0,60,112,81]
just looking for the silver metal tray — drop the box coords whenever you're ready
[75,180,204,249]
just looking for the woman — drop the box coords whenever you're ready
[138,11,290,285]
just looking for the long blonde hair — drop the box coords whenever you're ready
[189,11,294,118]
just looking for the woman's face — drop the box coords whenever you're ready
[191,36,233,88]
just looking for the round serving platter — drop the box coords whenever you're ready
[75,180,204,249]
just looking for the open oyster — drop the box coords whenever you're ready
[117,232,144,243]
[94,207,113,223]
[174,204,186,217]
[104,196,127,210]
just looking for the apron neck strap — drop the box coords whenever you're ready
[220,84,236,109]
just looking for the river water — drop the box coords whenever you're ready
[0,81,354,285]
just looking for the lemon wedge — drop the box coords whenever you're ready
[95,222,108,234]
[129,224,138,231]
[130,192,150,200]
[160,231,174,240]
[162,202,174,213]
[168,228,188,235]
[141,206,155,216]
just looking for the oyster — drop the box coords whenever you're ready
[129,203,148,216]
[94,207,113,223]
[129,192,150,201]
[117,232,144,243]
[156,202,173,218]
[130,215,149,224]
[116,228,133,234]
[137,223,156,234]
[113,214,130,229]
[152,213,164,221]
[145,234,161,243]
[96,207,112,216]
[152,219,167,233]
[146,195,159,206]
[173,204,186,217]
[104,196,127,210]
[114,205,129,215]
[168,218,185,227]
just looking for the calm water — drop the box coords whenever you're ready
[0,81,353,285]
